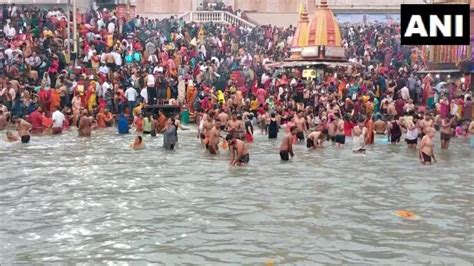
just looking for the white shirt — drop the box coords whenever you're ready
[140,88,148,104]
[107,22,115,34]
[52,110,65,128]
[4,48,13,60]
[98,82,111,98]
[112,51,122,66]
[125,87,138,102]
[99,65,109,75]
[146,74,155,87]
[401,86,410,100]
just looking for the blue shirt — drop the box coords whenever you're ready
[118,115,129,134]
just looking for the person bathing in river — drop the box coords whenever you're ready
[130,135,145,150]
[293,110,307,142]
[78,110,92,137]
[352,119,367,154]
[17,118,31,143]
[306,129,328,149]
[5,130,19,142]
[419,127,437,165]
[162,118,177,150]
[226,134,250,166]
[206,120,221,154]
[440,116,454,149]
[280,126,297,161]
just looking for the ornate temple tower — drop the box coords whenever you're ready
[288,0,345,62]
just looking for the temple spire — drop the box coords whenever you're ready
[299,3,309,21]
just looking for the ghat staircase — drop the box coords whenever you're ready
[178,11,256,29]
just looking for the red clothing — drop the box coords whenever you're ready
[344,120,354,137]
[29,110,43,130]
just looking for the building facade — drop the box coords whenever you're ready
[135,0,425,14]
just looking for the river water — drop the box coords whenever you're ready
[0,127,473,264]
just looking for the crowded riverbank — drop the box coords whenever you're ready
[0,3,473,264]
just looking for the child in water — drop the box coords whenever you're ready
[130,135,145,150]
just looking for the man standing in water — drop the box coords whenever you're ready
[51,107,65,135]
[17,118,31,143]
[207,120,221,155]
[334,115,345,148]
[293,111,307,142]
[226,133,250,166]
[226,113,243,139]
[280,126,297,161]
[419,128,437,165]
[440,116,454,149]
[78,111,92,137]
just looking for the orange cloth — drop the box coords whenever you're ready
[42,116,53,128]
[50,89,61,112]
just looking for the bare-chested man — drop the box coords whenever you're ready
[440,116,454,149]
[226,113,243,139]
[78,111,92,137]
[293,111,307,142]
[306,129,328,149]
[217,109,229,130]
[419,127,437,165]
[226,133,249,166]
[374,115,386,134]
[418,114,433,139]
[280,126,297,161]
[207,120,221,155]
[202,114,215,141]
[334,114,345,147]
[17,118,31,143]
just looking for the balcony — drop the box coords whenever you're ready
[178,11,256,28]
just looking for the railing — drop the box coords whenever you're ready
[178,11,256,29]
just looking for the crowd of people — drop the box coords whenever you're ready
[0,5,473,165]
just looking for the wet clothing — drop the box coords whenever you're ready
[143,117,152,134]
[268,119,278,139]
[52,127,62,135]
[206,143,218,154]
[335,134,345,144]
[306,138,314,148]
[163,125,177,150]
[238,154,250,164]
[420,152,432,163]
[118,115,129,134]
[440,132,451,141]
[390,122,402,143]
[296,131,305,141]
[279,150,289,161]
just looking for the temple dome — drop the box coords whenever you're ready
[307,1,342,47]
[290,0,344,61]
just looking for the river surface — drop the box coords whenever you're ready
[0,127,473,264]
